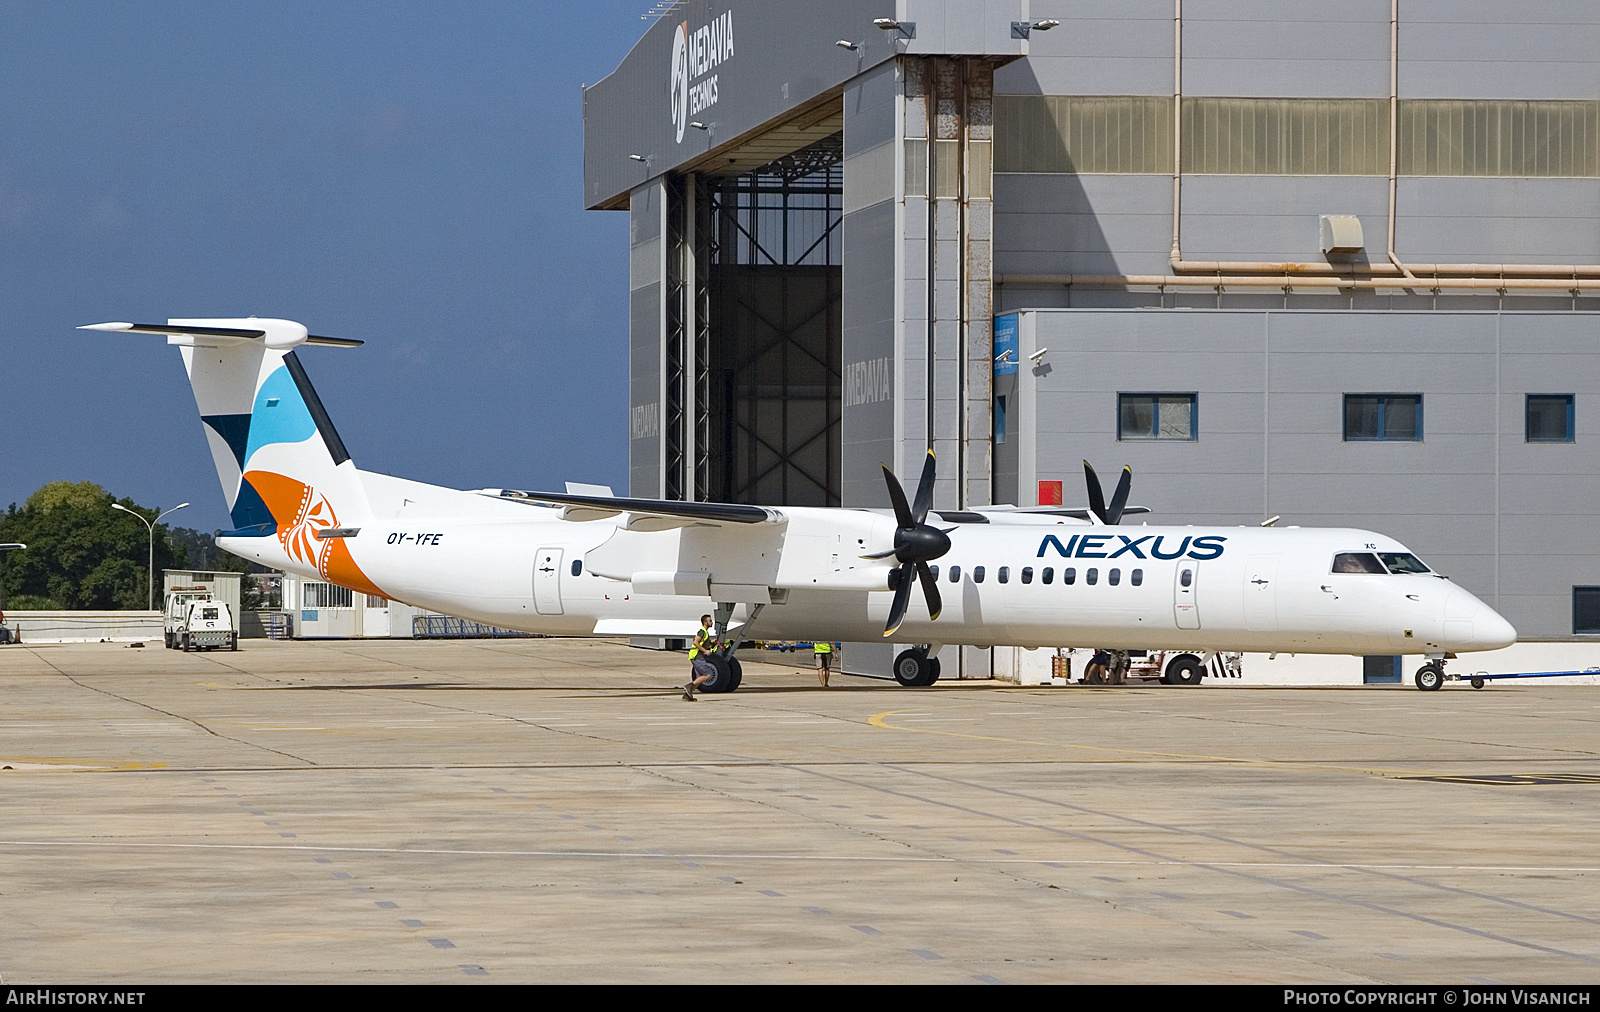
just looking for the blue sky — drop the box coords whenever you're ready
[0,2,654,531]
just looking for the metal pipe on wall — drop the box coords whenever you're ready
[999,273,1600,292]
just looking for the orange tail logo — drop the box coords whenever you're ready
[245,470,385,599]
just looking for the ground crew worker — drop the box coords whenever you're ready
[814,640,836,687]
[684,614,718,701]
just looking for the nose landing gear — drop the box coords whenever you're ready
[1415,657,1447,691]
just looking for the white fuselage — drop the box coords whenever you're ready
[220,478,1516,656]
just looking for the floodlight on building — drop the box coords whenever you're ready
[1028,347,1049,364]
[628,154,649,163]
[835,40,859,51]
[688,121,708,131]
[873,18,900,30]
[1011,19,1061,37]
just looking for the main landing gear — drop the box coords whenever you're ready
[696,601,756,695]
[893,646,941,687]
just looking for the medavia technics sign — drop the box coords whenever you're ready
[669,11,734,144]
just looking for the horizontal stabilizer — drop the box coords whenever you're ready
[79,322,362,347]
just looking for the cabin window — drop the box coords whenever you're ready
[973,566,986,584]
[1021,567,1033,584]
[1180,569,1193,588]
[1041,567,1054,585]
[948,565,961,583]
[997,566,1009,584]
[1108,568,1121,586]
[1131,568,1144,586]
[1086,568,1099,586]
[1063,567,1076,585]
[929,565,939,579]
[571,560,583,576]
[1332,552,1386,574]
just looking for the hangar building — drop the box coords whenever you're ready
[584,1,1600,674]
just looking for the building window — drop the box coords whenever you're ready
[1344,394,1422,441]
[1527,395,1575,443]
[1119,393,1196,441]
[1576,587,1600,634]
[302,582,354,609]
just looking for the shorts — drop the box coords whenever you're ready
[691,656,717,679]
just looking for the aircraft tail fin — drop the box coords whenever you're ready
[83,318,381,594]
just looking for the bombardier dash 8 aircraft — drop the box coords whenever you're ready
[84,317,1516,692]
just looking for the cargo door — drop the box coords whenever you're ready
[534,547,564,615]
[1174,563,1200,630]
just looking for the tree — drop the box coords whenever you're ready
[0,481,186,610]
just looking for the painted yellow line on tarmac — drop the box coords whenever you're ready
[0,756,168,771]
[866,709,1433,777]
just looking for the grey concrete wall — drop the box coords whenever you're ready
[841,61,902,510]
[629,181,665,497]
[1017,308,1600,640]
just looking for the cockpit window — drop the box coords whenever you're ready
[1332,552,1386,574]
[1377,552,1430,575]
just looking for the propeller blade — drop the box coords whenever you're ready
[1105,465,1133,525]
[881,463,915,529]
[916,561,942,621]
[859,548,901,561]
[883,562,915,637]
[910,449,937,525]
[1083,460,1107,524]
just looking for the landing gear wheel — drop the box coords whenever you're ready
[1163,654,1205,686]
[1470,676,1485,689]
[893,649,937,687]
[1415,661,1445,691]
[701,655,741,694]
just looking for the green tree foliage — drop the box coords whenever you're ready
[0,481,187,610]
[167,527,252,574]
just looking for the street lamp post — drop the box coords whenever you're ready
[112,503,189,611]
[0,543,25,611]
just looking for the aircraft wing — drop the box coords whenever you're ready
[490,489,783,529]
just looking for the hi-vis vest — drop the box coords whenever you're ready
[814,641,833,654]
[690,627,715,658]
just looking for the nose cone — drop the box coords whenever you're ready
[1442,585,1517,651]
[1472,604,1518,651]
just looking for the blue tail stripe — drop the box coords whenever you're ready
[201,413,253,469]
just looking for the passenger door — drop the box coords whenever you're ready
[1173,563,1200,629]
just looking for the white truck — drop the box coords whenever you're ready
[166,599,238,652]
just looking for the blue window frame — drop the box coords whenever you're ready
[1527,394,1574,443]
[1344,394,1422,441]
[1118,393,1197,441]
